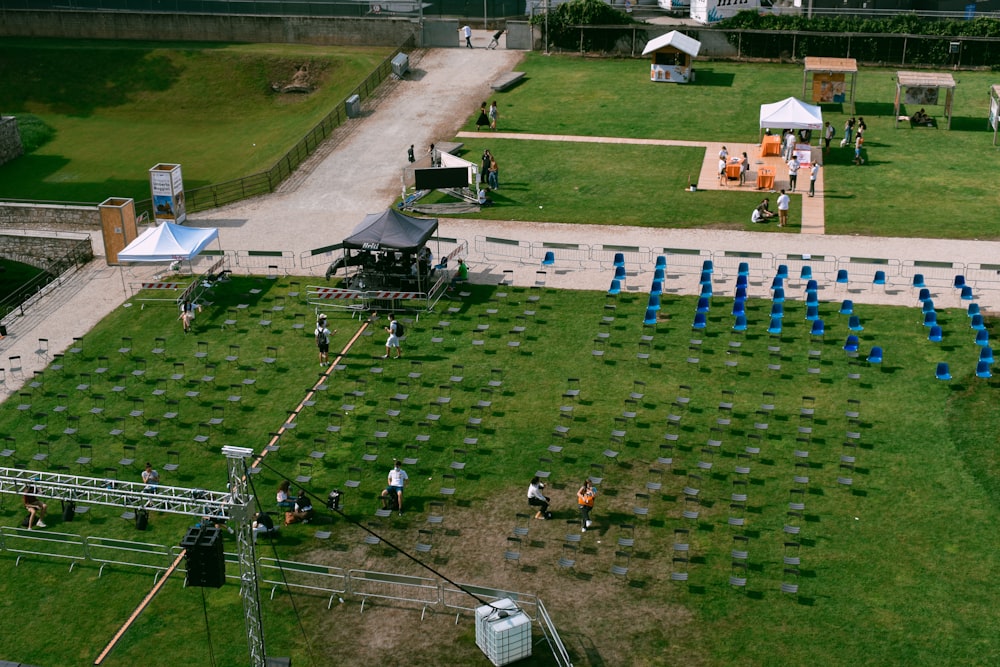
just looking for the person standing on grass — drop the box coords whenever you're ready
[824,121,835,150]
[488,155,499,190]
[844,117,855,146]
[488,101,498,131]
[577,479,596,532]
[383,313,402,359]
[476,102,489,131]
[787,155,800,192]
[315,314,335,367]
[481,149,492,185]
[385,459,408,515]
[777,189,790,228]
[854,135,865,165]
[809,162,820,198]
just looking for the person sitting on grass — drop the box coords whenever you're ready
[755,198,777,220]
[478,187,493,207]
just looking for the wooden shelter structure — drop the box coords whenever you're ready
[642,31,701,84]
[894,71,956,130]
[801,57,858,114]
[989,84,1000,145]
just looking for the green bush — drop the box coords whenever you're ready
[4,113,55,153]
[531,0,639,51]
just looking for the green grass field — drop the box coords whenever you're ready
[0,39,391,203]
[1,275,997,666]
[0,259,47,303]
[459,55,1000,238]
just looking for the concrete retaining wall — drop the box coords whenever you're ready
[0,117,24,168]
[0,202,101,231]
[0,11,420,47]
[0,233,94,271]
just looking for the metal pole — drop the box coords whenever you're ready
[545,0,549,55]
[484,0,488,30]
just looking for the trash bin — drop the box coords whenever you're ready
[346,94,361,119]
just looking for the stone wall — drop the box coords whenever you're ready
[0,116,24,167]
[0,233,94,272]
[0,11,420,47]
[0,202,100,231]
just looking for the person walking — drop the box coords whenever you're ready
[577,479,596,532]
[528,476,550,519]
[462,25,473,48]
[384,459,408,515]
[315,314,335,367]
[787,155,800,192]
[854,135,865,165]
[777,189,790,228]
[488,101,498,131]
[809,162,820,197]
[383,313,402,359]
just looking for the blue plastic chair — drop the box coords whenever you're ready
[772,287,785,304]
[806,292,819,307]
[839,299,854,315]
[732,300,746,317]
[976,361,993,379]
[770,303,784,320]
[771,276,784,290]
[650,280,663,297]
[696,296,710,313]
[921,299,935,314]
[953,274,966,289]
[975,329,989,347]
[735,286,748,300]
[867,346,883,364]
[653,267,665,282]
[732,315,748,332]
[614,265,626,282]
[971,314,985,331]
[738,262,750,277]
[800,266,813,281]
[843,335,860,353]
[702,260,714,274]
[613,252,625,268]
[699,270,712,286]
[643,308,658,326]
[968,303,980,318]
[767,317,783,335]
[805,279,819,294]
[655,255,667,270]
[936,362,952,380]
[979,346,994,364]
[805,304,820,321]
[700,283,713,297]
[647,293,661,312]
[776,264,789,280]
[735,274,749,289]
[542,251,555,266]
[692,312,707,330]
[928,325,943,343]
[608,279,622,296]
[918,288,931,303]
[836,269,849,285]
[923,311,937,327]
[848,315,864,332]
[810,319,825,337]
[873,270,886,287]
[912,273,926,289]
[960,285,974,301]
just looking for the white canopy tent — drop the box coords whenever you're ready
[118,221,219,263]
[759,97,824,131]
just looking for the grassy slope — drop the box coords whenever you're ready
[0,277,997,666]
[0,39,390,202]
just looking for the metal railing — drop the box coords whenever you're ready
[0,236,93,322]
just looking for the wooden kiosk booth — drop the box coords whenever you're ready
[802,57,858,114]
[894,71,956,130]
[642,31,701,84]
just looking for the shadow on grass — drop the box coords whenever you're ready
[693,69,736,87]
[950,116,990,132]
[855,102,894,117]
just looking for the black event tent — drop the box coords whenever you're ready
[342,209,438,252]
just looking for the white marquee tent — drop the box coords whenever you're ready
[759,97,824,131]
[118,221,219,262]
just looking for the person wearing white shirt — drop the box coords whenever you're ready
[777,189,791,228]
[787,156,800,192]
[809,162,820,198]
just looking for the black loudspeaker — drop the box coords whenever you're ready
[181,526,225,588]
[62,501,76,522]
[135,508,149,530]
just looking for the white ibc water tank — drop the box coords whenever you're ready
[391,52,409,78]
[475,598,532,666]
